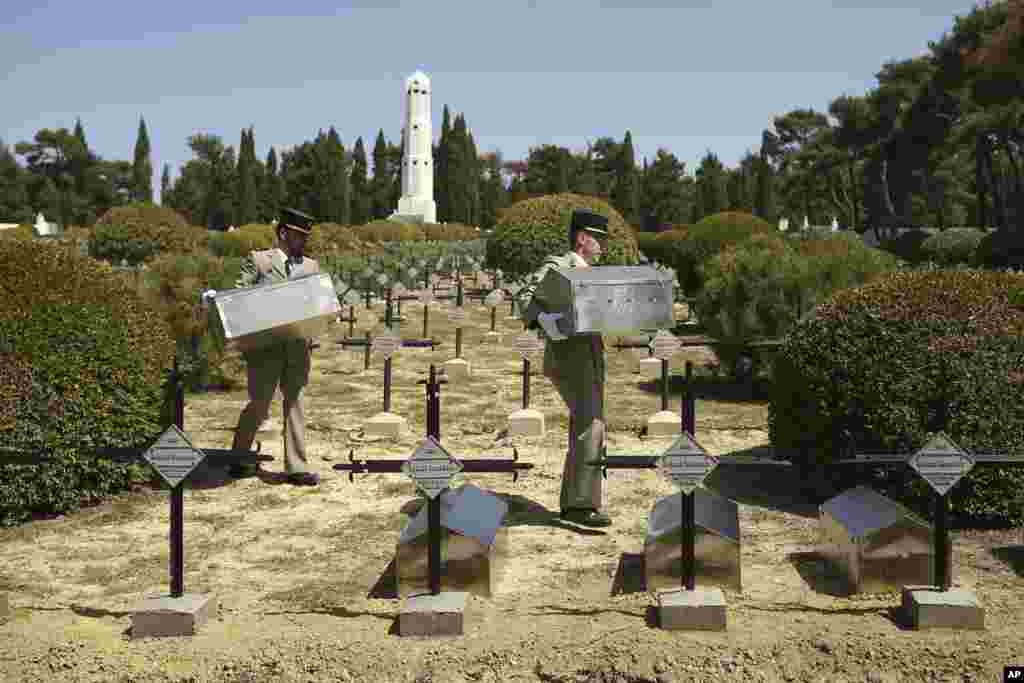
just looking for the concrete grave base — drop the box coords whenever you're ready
[364,412,407,439]
[901,585,985,630]
[443,358,472,382]
[131,592,215,638]
[0,592,9,619]
[508,408,545,437]
[637,357,663,379]
[647,410,681,437]
[656,587,727,631]
[399,591,467,637]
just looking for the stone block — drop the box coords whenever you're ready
[398,591,467,637]
[131,592,215,638]
[483,331,502,344]
[364,412,407,439]
[901,585,985,630]
[0,592,9,619]
[443,358,472,381]
[657,587,727,631]
[508,408,545,437]
[637,357,663,379]
[647,410,681,437]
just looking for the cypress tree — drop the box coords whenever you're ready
[160,163,171,205]
[435,106,451,221]
[235,127,258,225]
[131,117,153,203]
[263,146,282,221]
[465,126,480,226]
[447,114,468,223]
[350,136,369,224]
[370,129,391,219]
[611,131,639,226]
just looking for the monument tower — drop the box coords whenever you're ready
[390,70,437,224]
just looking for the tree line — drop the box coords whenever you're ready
[1,0,1019,241]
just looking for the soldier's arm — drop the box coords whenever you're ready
[517,257,560,330]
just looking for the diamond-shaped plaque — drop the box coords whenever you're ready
[393,282,407,296]
[372,330,402,359]
[448,306,467,325]
[512,330,545,358]
[343,289,362,306]
[484,290,504,307]
[650,329,681,361]
[418,289,434,305]
[402,436,464,499]
[908,432,975,495]
[657,432,718,494]
[143,424,206,489]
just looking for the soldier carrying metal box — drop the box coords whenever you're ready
[202,208,324,486]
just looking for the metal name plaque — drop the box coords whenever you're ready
[908,432,975,495]
[658,432,718,494]
[419,289,434,305]
[448,306,467,325]
[513,331,545,358]
[484,290,504,307]
[373,331,402,359]
[650,329,681,361]
[343,290,362,306]
[402,436,464,499]
[143,424,206,489]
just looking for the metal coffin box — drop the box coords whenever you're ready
[818,486,946,594]
[395,484,509,598]
[533,266,674,335]
[644,488,742,594]
[210,273,340,353]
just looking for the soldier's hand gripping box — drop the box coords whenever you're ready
[209,273,341,353]
[528,265,675,336]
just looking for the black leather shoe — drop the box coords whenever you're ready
[560,508,612,528]
[287,472,320,486]
[228,463,259,478]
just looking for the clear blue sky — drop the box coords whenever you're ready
[1,1,980,205]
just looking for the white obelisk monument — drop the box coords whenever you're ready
[390,70,437,224]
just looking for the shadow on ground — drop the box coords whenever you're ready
[399,493,609,537]
[991,544,1024,577]
[704,460,826,519]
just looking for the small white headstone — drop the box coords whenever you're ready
[831,217,839,231]
[778,218,789,232]
[803,216,809,230]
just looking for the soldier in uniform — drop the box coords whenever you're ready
[204,208,322,486]
[520,209,612,527]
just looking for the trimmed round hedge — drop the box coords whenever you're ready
[485,193,639,278]
[767,268,1024,524]
[0,236,176,527]
[90,203,207,264]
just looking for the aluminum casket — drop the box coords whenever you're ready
[819,486,945,594]
[395,484,509,598]
[644,488,742,594]
[209,273,340,353]
[530,266,674,336]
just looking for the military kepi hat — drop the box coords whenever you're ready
[279,207,315,235]
[570,209,609,239]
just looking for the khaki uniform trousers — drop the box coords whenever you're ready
[544,335,605,511]
[231,338,312,474]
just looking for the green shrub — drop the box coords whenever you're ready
[679,211,775,296]
[918,228,986,267]
[974,228,1024,271]
[424,222,479,241]
[91,203,206,263]
[485,193,639,278]
[88,222,162,265]
[207,224,276,258]
[767,268,1024,525]
[307,222,364,256]
[350,220,425,244]
[0,236,176,527]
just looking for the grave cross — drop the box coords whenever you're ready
[333,364,533,594]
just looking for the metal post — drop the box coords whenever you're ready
[661,358,669,412]
[170,356,185,598]
[682,491,695,590]
[490,307,497,332]
[935,493,950,591]
[365,285,371,309]
[422,304,429,339]
[455,328,463,359]
[385,289,393,329]
[429,495,441,595]
[383,358,392,413]
[522,358,531,410]
[364,331,372,371]
[348,305,355,337]
[682,361,695,435]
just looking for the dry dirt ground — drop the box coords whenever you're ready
[1,296,1023,683]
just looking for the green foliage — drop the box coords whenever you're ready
[918,228,987,266]
[974,228,1024,271]
[92,203,206,262]
[306,222,363,256]
[0,236,176,527]
[767,268,1024,525]
[423,222,479,241]
[207,223,276,258]
[351,220,425,244]
[485,193,639,278]
[670,211,775,296]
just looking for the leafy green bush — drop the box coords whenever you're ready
[350,220,425,244]
[917,228,986,267]
[207,224,276,258]
[0,236,176,527]
[424,222,480,241]
[88,222,162,265]
[767,268,1024,525]
[975,228,1024,271]
[307,222,364,256]
[676,212,775,296]
[485,193,639,278]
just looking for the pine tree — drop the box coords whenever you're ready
[695,150,729,218]
[160,164,171,205]
[323,127,349,224]
[370,129,391,219]
[435,106,451,221]
[479,151,508,230]
[464,127,480,226]
[73,118,87,147]
[0,139,31,223]
[263,147,281,221]
[350,136,370,224]
[235,127,258,225]
[447,114,469,223]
